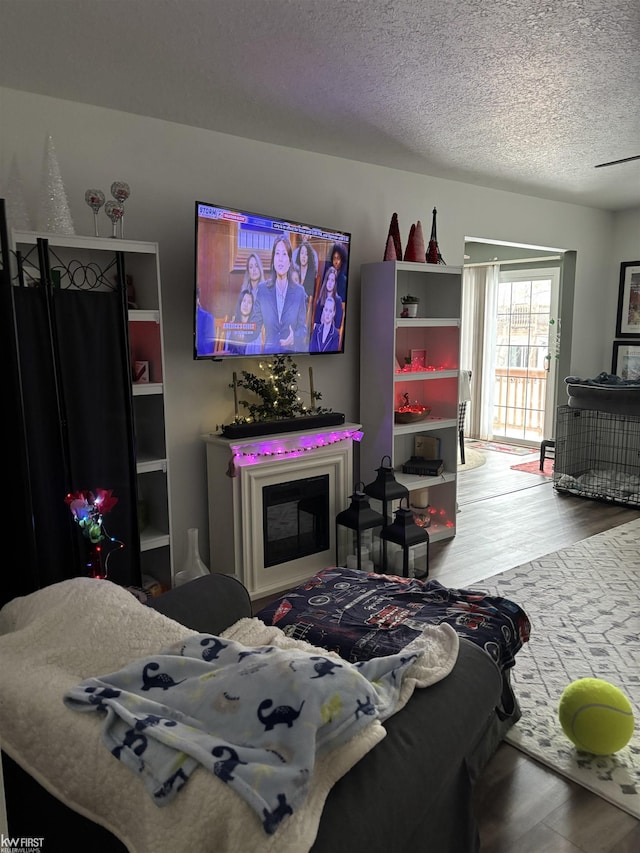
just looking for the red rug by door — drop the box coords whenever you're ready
[510,458,554,477]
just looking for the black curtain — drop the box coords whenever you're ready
[2,224,140,605]
[2,204,40,606]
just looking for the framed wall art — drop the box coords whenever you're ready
[611,340,640,381]
[615,260,640,337]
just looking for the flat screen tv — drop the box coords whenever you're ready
[194,201,351,359]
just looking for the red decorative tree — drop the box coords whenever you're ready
[384,212,403,261]
[414,220,426,259]
[426,207,445,264]
[403,223,417,261]
[383,234,398,261]
[403,222,426,263]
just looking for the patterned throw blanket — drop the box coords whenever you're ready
[0,578,459,852]
[64,631,451,834]
[256,568,530,672]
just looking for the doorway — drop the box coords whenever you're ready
[493,266,560,444]
[461,241,564,449]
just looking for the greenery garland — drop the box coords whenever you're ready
[223,355,332,426]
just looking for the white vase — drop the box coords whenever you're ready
[174,527,210,587]
[405,302,419,317]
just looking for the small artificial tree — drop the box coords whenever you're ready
[227,355,331,425]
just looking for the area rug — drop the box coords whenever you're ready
[457,447,487,472]
[465,439,531,455]
[510,458,554,478]
[479,518,640,818]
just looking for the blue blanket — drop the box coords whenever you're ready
[64,633,425,834]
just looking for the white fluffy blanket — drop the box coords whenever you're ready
[0,578,458,853]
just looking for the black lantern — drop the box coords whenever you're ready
[364,455,409,572]
[335,482,385,571]
[380,497,430,578]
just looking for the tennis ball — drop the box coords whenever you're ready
[558,678,635,755]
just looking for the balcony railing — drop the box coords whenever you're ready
[492,367,547,443]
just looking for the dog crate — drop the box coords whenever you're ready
[553,405,640,508]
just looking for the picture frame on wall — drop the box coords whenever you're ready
[615,260,640,337]
[611,340,640,381]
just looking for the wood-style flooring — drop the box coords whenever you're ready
[253,443,640,852]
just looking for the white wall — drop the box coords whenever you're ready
[2,87,634,570]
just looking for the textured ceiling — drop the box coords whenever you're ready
[1,0,639,211]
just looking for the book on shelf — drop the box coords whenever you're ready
[414,434,441,460]
[402,457,444,476]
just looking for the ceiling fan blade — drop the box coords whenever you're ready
[594,155,640,168]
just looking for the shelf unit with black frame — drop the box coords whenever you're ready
[5,227,173,602]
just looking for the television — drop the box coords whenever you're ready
[194,201,352,359]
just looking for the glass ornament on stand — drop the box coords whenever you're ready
[110,181,130,238]
[174,527,210,587]
[84,189,105,237]
[104,200,125,238]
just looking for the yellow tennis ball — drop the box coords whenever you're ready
[558,678,635,755]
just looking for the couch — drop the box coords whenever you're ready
[1,572,522,852]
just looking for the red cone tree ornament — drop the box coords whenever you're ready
[414,220,426,260]
[426,207,445,264]
[403,223,417,261]
[384,212,403,261]
[383,233,397,261]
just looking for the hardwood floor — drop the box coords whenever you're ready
[443,445,639,853]
[429,445,638,589]
[253,443,640,851]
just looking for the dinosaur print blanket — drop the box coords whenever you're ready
[64,630,451,834]
[0,578,459,853]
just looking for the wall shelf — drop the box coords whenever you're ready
[360,260,462,549]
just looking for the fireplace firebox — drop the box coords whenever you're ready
[263,475,329,568]
[203,423,362,599]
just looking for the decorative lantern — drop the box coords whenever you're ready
[380,497,430,578]
[335,482,385,571]
[363,455,409,572]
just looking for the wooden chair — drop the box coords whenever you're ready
[458,370,472,464]
[458,402,469,464]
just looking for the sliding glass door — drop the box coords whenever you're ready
[461,265,560,447]
[493,268,560,444]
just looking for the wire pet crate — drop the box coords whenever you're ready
[553,405,640,507]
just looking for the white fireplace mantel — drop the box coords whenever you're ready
[202,423,362,599]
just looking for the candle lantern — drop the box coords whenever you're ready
[335,482,385,571]
[363,455,409,572]
[380,497,430,578]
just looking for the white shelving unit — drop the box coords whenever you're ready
[12,230,173,588]
[359,260,462,544]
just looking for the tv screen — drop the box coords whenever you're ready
[194,201,351,359]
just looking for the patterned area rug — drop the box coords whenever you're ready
[510,458,554,477]
[457,447,487,472]
[466,439,531,455]
[479,518,640,818]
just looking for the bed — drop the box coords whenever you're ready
[564,372,640,415]
[0,570,530,853]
